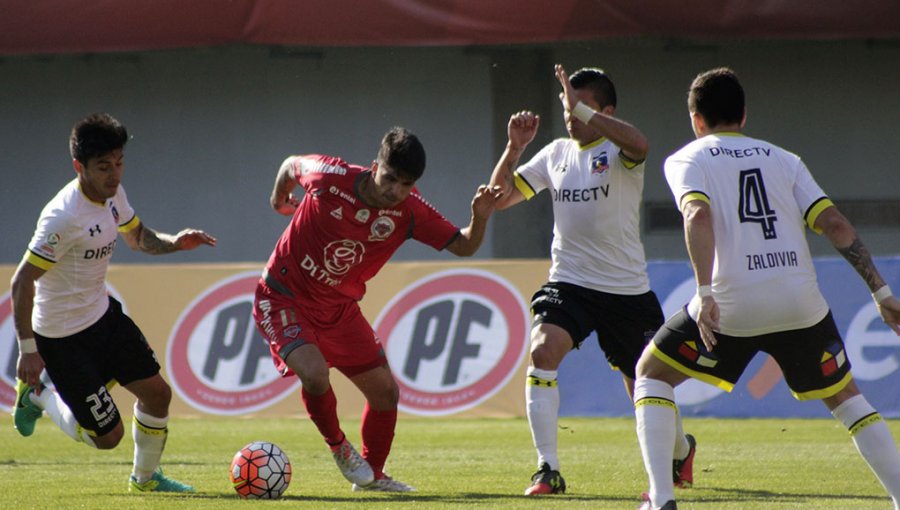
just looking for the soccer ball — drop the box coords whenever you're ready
[230,441,292,499]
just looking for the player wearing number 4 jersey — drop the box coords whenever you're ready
[489,64,695,496]
[10,113,216,493]
[252,127,503,492]
[634,68,900,510]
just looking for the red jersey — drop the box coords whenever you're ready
[263,154,460,306]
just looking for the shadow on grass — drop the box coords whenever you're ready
[681,486,886,504]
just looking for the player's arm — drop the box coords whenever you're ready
[681,195,720,348]
[122,221,217,254]
[270,156,301,215]
[554,64,649,162]
[445,184,504,257]
[488,112,538,210]
[814,205,900,334]
[10,258,47,387]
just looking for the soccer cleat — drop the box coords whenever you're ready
[352,474,416,492]
[638,499,677,510]
[331,439,375,487]
[13,380,44,437]
[673,433,697,488]
[524,462,566,495]
[129,468,195,493]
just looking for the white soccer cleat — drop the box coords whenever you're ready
[352,474,416,492]
[331,439,374,486]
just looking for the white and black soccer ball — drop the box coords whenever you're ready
[230,441,292,499]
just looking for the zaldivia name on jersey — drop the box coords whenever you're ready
[746,250,799,270]
[709,146,772,158]
[553,185,610,202]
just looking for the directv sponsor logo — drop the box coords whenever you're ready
[374,269,529,416]
[166,272,299,415]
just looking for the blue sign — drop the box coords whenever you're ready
[558,257,900,418]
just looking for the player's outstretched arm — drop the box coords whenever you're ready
[123,222,217,254]
[445,185,504,257]
[815,205,900,334]
[554,63,649,162]
[488,111,537,211]
[270,156,301,215]
[10,260,47,387]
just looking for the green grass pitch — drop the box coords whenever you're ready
[1,416,896,509]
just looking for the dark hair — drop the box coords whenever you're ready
[377,126,426,180]
[569,67,617,108]
[688,68,745,128]
[69,113,129,164]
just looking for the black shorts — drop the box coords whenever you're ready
[35,297,160,436]
[530,282,664,379]
[649,308,851,400]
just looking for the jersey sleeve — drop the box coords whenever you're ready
[113,185,140,233]
[408,193,460,250]
[664,150,710,210]
[513,142,555,200]
[790,157,832,233]
[26,208,79,270]
[291,154,349,192]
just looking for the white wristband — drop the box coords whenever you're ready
[18,337,37,354]
[873,285,893,304]
[572,102,595,124]
[697,285,713,298]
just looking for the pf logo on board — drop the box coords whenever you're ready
[166,271,299,415]
[375,269,529,416]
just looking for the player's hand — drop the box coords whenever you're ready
[555,64,578,113]
[876,295,900,335]
[508,111,539,151]
[16,352,45,390]
[471,184,504,220]
[174,229,217,250]
[697,296,720,351]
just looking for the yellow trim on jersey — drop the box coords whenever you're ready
[679,191,711,211]
[578,137,607,151]
[791,371,852,401]
[848,412,883,436]
[77,183,108,207]
[118,215,140,233]
[618,150,643,170]
[26,250,55,270]
[648,342,735,392]
[804,198,834,234]
[715,132,745,137]
[513,172,537,200]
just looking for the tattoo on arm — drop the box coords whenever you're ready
[137,225,178,255]
[837,237,885,291]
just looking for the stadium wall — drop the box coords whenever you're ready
[2,258,899,419]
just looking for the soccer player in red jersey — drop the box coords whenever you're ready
[252,126,503,492]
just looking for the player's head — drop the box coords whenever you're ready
[688,67,746,136]
[69,113,129,165]
[566,68,617,144]
[377,126,426,181]
[70,113,129,201]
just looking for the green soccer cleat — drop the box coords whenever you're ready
[129,468,195,493]
[13,380,44,437]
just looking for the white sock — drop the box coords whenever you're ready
[673,408,690,460]
[832,394,900,509]
[526,367,560,470]
[32,387,97,447]
[635,377,677,507]
[132,403,169,482]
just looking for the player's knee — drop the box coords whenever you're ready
[94,426,124,450]
[529,343,563,369]
[299,372,330,395]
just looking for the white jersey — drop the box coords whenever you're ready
[26,179,140,338]
[665,133,832,336]
[515,137,650,294]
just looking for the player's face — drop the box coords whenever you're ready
[76,149,124,202]
[368,162,416,208]
[564,88,607,145]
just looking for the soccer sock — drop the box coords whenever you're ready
[32,387,97,447]
[301,386,344,446]
[526,367,560,470]
[132,403,169,482]
[673,406,690,461]
[360,402,397,478]
[634,377,677,507]
[831,394,900,508]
